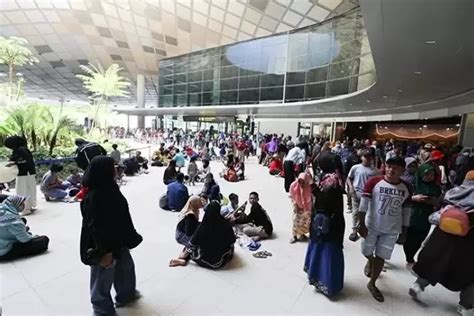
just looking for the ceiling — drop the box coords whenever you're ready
[0,0,357,105]
[116,0,474,121]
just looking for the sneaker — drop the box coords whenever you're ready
[349,231,359,242]
[409,282,422,301]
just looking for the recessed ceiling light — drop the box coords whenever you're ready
[349,103,352,106]
[383,95,388,98]
[456,123,461,127]
[414,71,422,75]
[424,117,428,120]
[366,99,371,103]
[425,40,436,44]
[423,125,428,128]
[398,89,403,93]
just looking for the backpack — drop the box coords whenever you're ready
[439,205,473,236]
[225,168,238,182]
[75,143,106,170]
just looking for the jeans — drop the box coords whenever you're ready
[90,249,136,316]
[44,182,71,199]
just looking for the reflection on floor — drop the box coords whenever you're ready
[0,158,458,315]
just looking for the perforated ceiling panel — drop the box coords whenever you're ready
[0,0,357,105]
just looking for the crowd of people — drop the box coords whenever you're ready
[1,129,473,315]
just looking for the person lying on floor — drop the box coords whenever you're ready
[40,163,72,201]
[0,195,49,261]
[169,196,203,267]
[228,192,273,241]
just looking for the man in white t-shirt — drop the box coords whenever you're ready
[358,156,412,302]
[347,149,379,242]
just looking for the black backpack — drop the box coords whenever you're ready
[75,142,106,170]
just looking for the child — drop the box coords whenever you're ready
[66,168,83,187]
[187,156,198,186]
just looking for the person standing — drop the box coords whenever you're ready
[289,172,313,243]
[4,136,36,215]
[283,143,305,192]
[358,157,412,302]
[346,150,379,242]
[80,156,143,315]
[403,163,441,272]
[304,150,345,297]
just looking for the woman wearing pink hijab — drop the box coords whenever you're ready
[289,172,313,243]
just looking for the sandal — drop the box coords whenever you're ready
[252,251,267,259]
[262,250,272,257]
[289,236,298,244]
[367,284,384,302]
[364,261,371,278]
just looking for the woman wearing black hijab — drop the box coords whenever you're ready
[80,156,142,316]
[190,201,236,269]
[4,136,36,215]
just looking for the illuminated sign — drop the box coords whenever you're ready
[183,116,235,123]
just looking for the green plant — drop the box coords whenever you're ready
[76,63,129,132]
[0,36,38,106]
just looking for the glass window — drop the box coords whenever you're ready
[173,73,187,84]
[305,82,326,99]
[286,72,305,85]
[356,72,375,91]
[175,83,186,94]
[220,90,238,104]
[160,85,173,95]
[285,85,305,101]
[202,80,214,92]
[306,66,328,83]
[220,65,239,78]
[260,86,283,102]
[328,79,350,96]
[260,74,284,87]
[160,66,173,76]
[202,92,216,105]
[188,93,202,106]
[220,78,238,91]
[203,69,214,80]
[188,82,202,93]
[159,95,172,107]
[188,71,202,82]
[239,75,260,89]
[329,59,356,80]
[238,89,259,103]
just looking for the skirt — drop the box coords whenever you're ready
[292,207,311,237]
[304,240,344,297]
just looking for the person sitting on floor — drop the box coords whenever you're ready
[169,196,203,267]
[40,164,72,201]
[66,168,83,187]
[164,173,189,212]
[268,154,283,176]
[202,173,218,197]
[163,160,178,185]
[135,151,149,173]
[151,149,166,167]
[229,192,273,241]
[234,157,245,181]
[188,201,236,269]
[221,193,239,217]
[197,159,211,182]
[0,195,49,261]
[122,156,140,176]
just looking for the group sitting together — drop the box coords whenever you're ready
[169,191,273,269]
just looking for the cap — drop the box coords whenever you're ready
[430,150,444,161]
[386,156,406,168]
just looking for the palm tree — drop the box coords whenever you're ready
[76,63,129,132]
[0,36,38,106]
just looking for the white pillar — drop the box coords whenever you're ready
[460,113,474,148]
[137,74,145,128]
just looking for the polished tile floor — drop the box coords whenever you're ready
[0,157,459,315]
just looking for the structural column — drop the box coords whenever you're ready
[137,74,145,129]
[460,113,474,148]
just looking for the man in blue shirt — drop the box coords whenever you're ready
[166,173,189,211]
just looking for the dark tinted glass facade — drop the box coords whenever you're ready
[158,8,375,107]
